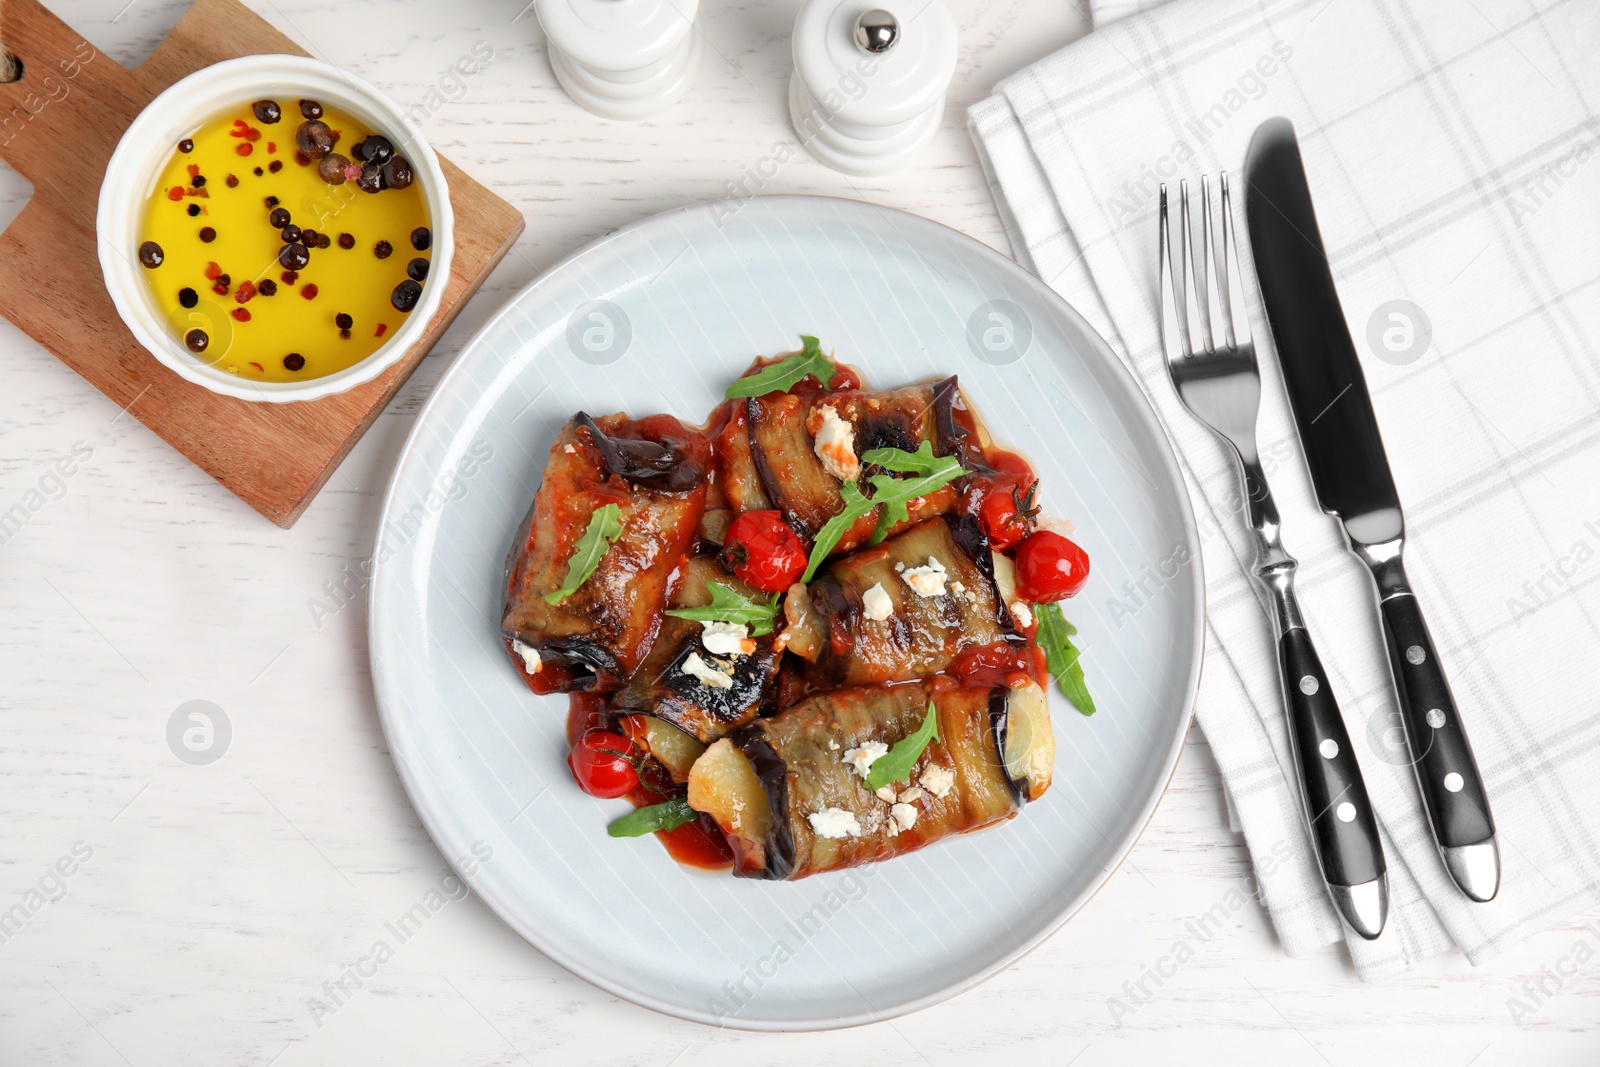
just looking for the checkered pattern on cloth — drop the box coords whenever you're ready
[969,0,1600,980]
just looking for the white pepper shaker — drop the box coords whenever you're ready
[537,0,702,120]
[788,0,957,176]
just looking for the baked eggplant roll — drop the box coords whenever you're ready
[688,680,1054,879]
[745,378,976,552]
[783,514,1024,687]
[502,412,713,693]
[612,558,783,743]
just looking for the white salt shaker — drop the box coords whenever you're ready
[788,0,957,176]
[537,0,702,119]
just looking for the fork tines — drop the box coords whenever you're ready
[1159,174,1252,365]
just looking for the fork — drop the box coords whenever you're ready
[1159,176,1388,941]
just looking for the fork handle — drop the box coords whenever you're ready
[1276,624,1386,890]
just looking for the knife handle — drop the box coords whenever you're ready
[1378,591,1495,847]
[1278,625,1386,888]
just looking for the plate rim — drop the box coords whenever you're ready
[367,193,1205,1032]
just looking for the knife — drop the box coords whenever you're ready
[1243,118,1500,903]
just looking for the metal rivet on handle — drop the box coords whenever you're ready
[1336,802,1357,822]
[1319,738,1339,759]
[1299,675,1319,696]
[1406,645,1425,665]
[1444,772,1464,793]
[1426,708,1446,729]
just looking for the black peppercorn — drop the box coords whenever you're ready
[259,279,278,296]
[298,99,323,120]
[185,329,209,352]
[269,207,291,228]
[252,99,282,124]
[191,174,206,188]
[187,204,201,217]
[374,240,393,259]
[284,352,306,371]
[178,287,198,309]
[281,225,301,244]
[335,312,353,330]
[391,279,422,312]
[279,243,310,270]
[338,233,355,249]
[139,241,164,268]
[382,156,413,190]
[410,227,430,251]
[407,257,429,281]
[295,120,337,160]
[199,227,217,243]
[178,138,194,153]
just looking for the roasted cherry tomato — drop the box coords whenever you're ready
[721,509,806,592]
[979,478,1039,551]
[1014,530,1090,602]
[568,731,638,799]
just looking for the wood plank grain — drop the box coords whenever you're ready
[0,0,522,526]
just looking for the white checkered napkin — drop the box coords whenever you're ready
[970,0,1600,980]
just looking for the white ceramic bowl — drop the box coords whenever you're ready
[97,55,454,403]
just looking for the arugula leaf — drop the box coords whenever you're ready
[725,336,837,399]
[864,703,941,790]
[801,479,876,582]
[544,503,624,605]
[799,443,969,579]
[607,797,698,837]
[865,456,966,544]
[665,582,781,636]
[859,440,942,473]
[1034,602,1096,715]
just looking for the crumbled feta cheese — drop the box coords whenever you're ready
[874,785,897,803]
[951,581,966,595]
[701,620,755,656]
[511,639,542,675]
[897,786,924,804]
[901,557,948,598]
[890,803,918,832]
[811,404,861,482]
[563,443,577,454]
[827,738,840,751]
[894,561,906,572]
[681,651,734,689]
[808,807,861,839]
[920,764,955,798]
[1010,601,1034,628]
[843,740,888,778]
[861,582,893,622]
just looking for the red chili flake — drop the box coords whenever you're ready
[267,142,277,154]
[236,143,253,156]
[249,362,265,372]
[234,280,257,303]
[186,163,200,179]
[166,186,184,201]
[268,161,283,174]
[244,127,261,143]
[213,282,229,296]
[295,150,311,167]
[188,188,210,199]
[204,261,222,280]
[281,270,299,284]
[374,323,388,337]
[231,308,251,322]
[301,283,319,299]
[229,119,249,137]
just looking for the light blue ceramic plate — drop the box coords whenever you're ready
[369,196,1203,1030]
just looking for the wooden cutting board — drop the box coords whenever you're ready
[0,0,524,527]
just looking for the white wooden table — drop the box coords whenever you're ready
[2,1,1597,1063]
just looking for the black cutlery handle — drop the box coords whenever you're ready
[1379,592,1495,847]
[1278,626,1385,887]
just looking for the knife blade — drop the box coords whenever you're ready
[1243,117,1501,903]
